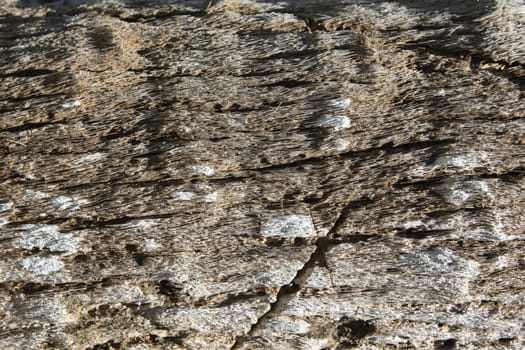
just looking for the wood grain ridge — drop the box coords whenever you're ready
[0,0,524,349]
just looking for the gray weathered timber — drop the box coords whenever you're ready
[0,0,524,349]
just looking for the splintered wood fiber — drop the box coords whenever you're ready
[0,0,524,349]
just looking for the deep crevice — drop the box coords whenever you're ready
[247,138,455,173]
[395,229,452,239]
[261,79,313,88]
[0,69,57,78]
[230,200,363,349]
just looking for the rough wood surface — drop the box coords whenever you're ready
[0,0,524,349]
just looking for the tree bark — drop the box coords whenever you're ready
[0,0,524,349]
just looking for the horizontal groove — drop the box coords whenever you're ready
[247,138,456,173]
[261,79,313,88]
[1,121,64,133]
[0,69,57,78]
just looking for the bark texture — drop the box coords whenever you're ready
[0,0,524,349]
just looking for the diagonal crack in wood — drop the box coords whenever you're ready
[230,203,355,349]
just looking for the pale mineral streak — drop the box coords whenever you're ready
[52,195,89,210]
[260,214,316,238]
[11,224,83,255]
[316,115,351,132]
[18,256,65,275]
[61,100,81,109]
[188,164,216,176]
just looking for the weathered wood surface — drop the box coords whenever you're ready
[0,0,524,349]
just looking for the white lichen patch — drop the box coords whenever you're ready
[172,190,218,203]
[385,220,427,230]
[52,195,89,211]
[188,164,215,176]
[0,202,12,227]
[195,183,212,191]
[171,191,196,201]
[72,152,105,165]
[159,301,268,332]
[303,266,332,289]
[144,238,161,251]
[439,209,518,241]
[13,296,73,326]
[0,202,13,212]
[445,180,496,206]
[322,138,349,152]
[18,256,64,275]
[317,115,351,131]
[399,248,479,279]
[436,151,490,170]
[478,181,495,200]
[126,219,158,230]
[448,188,471,205]
[12,224,82,255]
[61,100,81,109]
[260,214,316,238]
[128,346,150,350]
[483,210,518,241]
[300,339,331,349]
[492,256,509,269]
[261,317,311,335]
[213,0,288,13]
[329,98,352,108]
[24,189,51,200]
